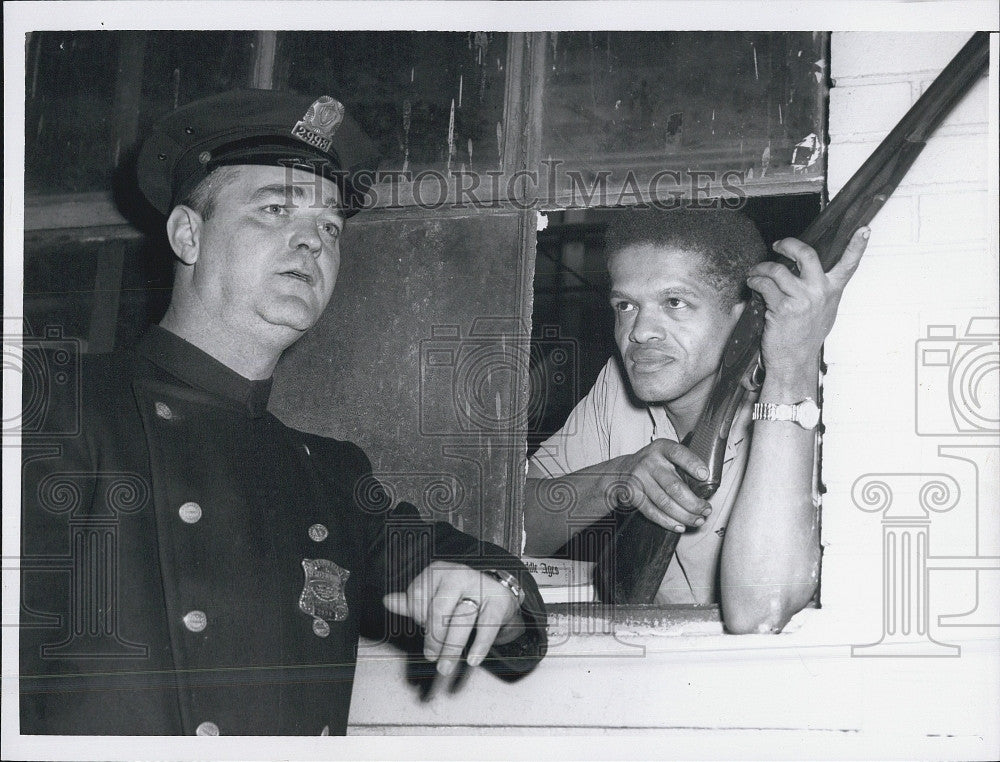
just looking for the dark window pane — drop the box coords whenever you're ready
[278,32,508,174]
[542,32,827,203]
[23,233,173,351]
[23,237,101,341]
[25,32,121,195]
[25,31,255,198]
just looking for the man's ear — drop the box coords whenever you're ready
[166,205,203,265]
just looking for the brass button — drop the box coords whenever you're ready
[155,401,173,420]
[178,502,202,524]
[183,610,207,633]
[312,617,331,638]
[195,721,219,736]
[308,523,328,542]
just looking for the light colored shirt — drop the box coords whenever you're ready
[529,357,753,604]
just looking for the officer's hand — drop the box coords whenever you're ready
[382,561,523,677]
[747,228,869,380]
[610,439,713,533]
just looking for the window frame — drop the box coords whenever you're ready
[22,30,833,624]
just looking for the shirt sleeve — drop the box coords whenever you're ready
[306,435,547,679]
[528,358,618,478]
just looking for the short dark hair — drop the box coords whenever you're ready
[604,208,768,306]
[178,165,242,220]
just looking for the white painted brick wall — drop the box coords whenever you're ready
[828,81,915,137]
[830,32,982,78]
[822,30,998,666]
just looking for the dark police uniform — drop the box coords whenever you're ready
[19,90,546,736]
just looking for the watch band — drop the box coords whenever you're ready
[484,569,526,607]
[752,396,821,430]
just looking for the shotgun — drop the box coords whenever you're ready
[594,31,990,605]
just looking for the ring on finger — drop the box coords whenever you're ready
[457,597,480,612]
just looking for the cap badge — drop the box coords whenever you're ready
[291,96,345,154]
[299,558,351,622]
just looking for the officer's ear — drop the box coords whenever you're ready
[166,205,203,265]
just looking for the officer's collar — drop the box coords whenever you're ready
[136,326,272,418]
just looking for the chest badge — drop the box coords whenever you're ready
[299,558,351,622]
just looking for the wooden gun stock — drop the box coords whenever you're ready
[594,31,990,605]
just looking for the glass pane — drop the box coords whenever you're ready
[23,238,101,341]
[541,32,827,203]
[25,31,255,198]
[278,32,509,174]
[23,233,173,351]
[25,32,120,195]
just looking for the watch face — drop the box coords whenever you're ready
[797,399,821,429]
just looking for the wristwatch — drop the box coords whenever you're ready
[484,569,526,607]
[752,397,821,430]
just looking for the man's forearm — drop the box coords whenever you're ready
[523,464,626,556]
[719,361,822,634]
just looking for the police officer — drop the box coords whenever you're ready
[20,89,546,735]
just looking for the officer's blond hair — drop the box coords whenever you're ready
[180,166,242,220]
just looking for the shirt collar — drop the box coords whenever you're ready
[136,325,272,418]
[647,404,677,442]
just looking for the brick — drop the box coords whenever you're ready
[828,133,989,193]
[829,81,914,137]
[919,73,991,125]
[833,251,998,318]
[826,310,921,358]
[910,136,972,188]
[918,191,988,244]
[865,194,915,245]
[831,33,974,79]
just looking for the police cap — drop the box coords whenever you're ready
[137,88,379,217]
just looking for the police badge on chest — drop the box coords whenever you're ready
[299,558,351,636]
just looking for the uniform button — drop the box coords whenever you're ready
[308,523,328,542]
[195,721,219,736]
[303,444,311,456]
[155,401,173,420]
[178,502,202,524]
[183,610,208,632]
[312,617,331,638]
